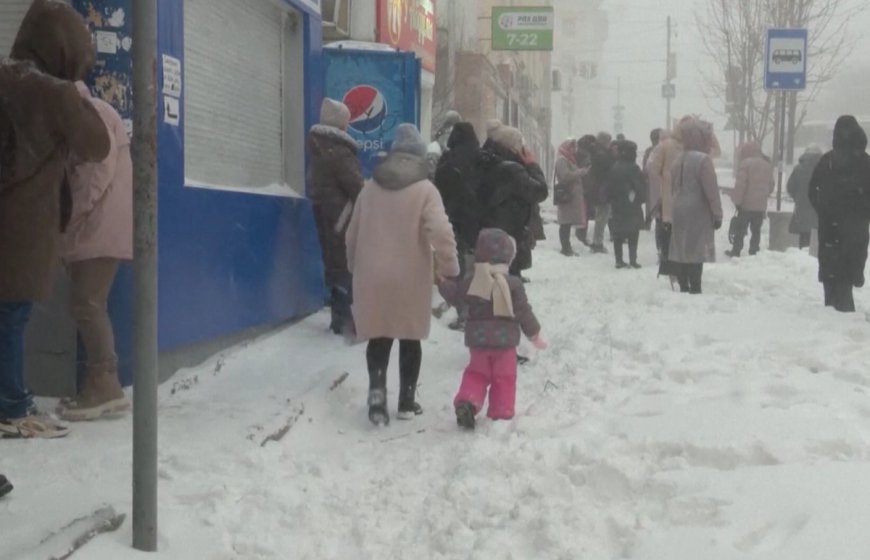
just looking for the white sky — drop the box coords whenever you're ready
[569,0,870,153]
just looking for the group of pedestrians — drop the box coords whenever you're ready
[309,111,548,429]
[554,133,647,269]
[0,0,133,446]
[1,0,137,496]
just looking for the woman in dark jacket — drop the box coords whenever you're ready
[607,141,647,268]
[809,116,870,313]
[477,124,549,277]
[435,122,482,269]
[307,98,365,335]
[788,145,823,249]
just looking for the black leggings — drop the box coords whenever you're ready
[366,338,422,404]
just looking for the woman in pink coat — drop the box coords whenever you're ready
[57,82,133,421]
[346,124,459,426]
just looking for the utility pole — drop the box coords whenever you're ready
[665,15,673,131]
[132,0,159,552]
[613,77,625,135]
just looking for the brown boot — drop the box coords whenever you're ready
[59,370,130,422]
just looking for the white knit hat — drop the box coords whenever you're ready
[489,124,524,153]
[320,98,351,130]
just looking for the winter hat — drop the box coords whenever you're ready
[616,140,638,163]
[12,0,95,81]
[391,123,427,157]
[489,125,524,153]
[320,98,351,130]
[470,229,517,318]
[475,228,516,265]
[805,144,823,155]
[833,115,868,152]
[486,119,503,139]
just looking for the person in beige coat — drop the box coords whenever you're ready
[649,115,720,277]
[726,141,775,257]
[346,124,459,426]
[58,81,133,422]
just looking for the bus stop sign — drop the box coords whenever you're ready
[765,28,808,90]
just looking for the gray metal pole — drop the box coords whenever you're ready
[131,0,159,552]
[666,16,672,131]
[776,90,787,212]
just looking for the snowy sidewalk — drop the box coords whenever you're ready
[3,214,870,560]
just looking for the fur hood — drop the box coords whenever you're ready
[308,124,358,154]
[372,152,429,191]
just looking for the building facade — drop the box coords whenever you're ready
[432,0,553,173]
[550,0,609,142]
[1,0,326,393]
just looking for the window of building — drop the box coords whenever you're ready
[184,0,305,196]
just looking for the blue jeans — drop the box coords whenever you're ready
[0,302,34,420]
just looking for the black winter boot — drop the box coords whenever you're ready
[397,341,423,420]
[0,475,12,498]
[367,388,389,426]
[455,401,476,430]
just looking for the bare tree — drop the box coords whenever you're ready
[697,0,863,154]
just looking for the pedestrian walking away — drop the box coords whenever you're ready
[726,141,774,257]
[57,81,134,422]
[607,141,647,269]
[308,98,365,338]
[477,121,548,277]
[589,132,615,253]
[346,124,459,425]
[435,121,483,276]
[439,229,546,430]
[808,116,870,313]
[788,145,823,249]
[0,0,111,439]
[554,139,588,256]
[668,120,723,294]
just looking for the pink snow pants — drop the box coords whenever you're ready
[453,348,517,420]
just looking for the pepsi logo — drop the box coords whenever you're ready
[343,85,389,134]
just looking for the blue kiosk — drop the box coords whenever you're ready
[26,0,327,393]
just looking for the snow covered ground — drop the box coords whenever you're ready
[3,202,870,560]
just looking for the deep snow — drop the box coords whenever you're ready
[2,201,870,560]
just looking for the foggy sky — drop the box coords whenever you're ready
[557,0,870,155]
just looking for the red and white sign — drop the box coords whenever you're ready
[377,0,436,73]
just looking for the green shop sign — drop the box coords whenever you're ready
[491,6,554,51]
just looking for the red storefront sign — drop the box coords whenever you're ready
[377,0,436,73]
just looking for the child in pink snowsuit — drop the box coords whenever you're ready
[439,228,546,430]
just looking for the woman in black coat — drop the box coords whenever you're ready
[607,141,647,268]
[809,116,870,313]
[435,123,482,268]
[477,129,549,277]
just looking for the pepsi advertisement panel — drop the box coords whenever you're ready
[324,49,420,177]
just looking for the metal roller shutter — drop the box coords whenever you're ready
[0,0,30,58]
[184,0,286,190]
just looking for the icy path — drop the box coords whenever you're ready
[3,213,870,559]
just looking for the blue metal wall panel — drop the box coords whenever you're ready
[154,0,325,352]
[67,0,326,386]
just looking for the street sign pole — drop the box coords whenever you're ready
[132,0,159,552]
[764,28,808,213]
[777,91,787,211]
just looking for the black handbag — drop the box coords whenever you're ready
[728,215,740,244]
[553,182,574,205]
